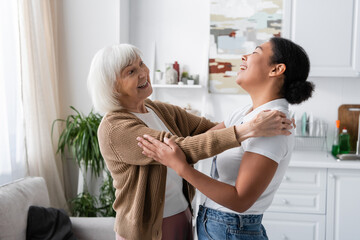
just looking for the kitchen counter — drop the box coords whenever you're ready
[290,150,360,169]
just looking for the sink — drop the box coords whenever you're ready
[336,153,360,161]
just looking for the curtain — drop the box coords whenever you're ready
[0,0,27,186]
[17,0,68,210]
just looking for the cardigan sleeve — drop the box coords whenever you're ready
[151,100,217,137]
[98,113,240,166]
[169,127,240,164]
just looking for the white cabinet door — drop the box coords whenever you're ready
[263,212,326,240]
[283,0,360,77]
[326,169,360,240]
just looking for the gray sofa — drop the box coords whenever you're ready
[0,177,115,240]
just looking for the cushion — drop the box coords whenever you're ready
[70,217,116,240]
[26,206,76,240]
[0,177,50,240]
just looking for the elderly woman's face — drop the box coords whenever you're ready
[116,57,152,104]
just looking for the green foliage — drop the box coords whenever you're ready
[98,171,116,217]
[181,71,189,78]
[52,106,116,217]
[52,106,104,177]
[70,192,99,217]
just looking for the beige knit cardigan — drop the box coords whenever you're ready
[97,99,240,240]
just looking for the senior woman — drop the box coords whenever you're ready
[87,44,293,240]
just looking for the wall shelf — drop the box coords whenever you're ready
[152,84,203,89]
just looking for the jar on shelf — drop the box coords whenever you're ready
[165,63,178,84]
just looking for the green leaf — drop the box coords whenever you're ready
[52,106,112,217]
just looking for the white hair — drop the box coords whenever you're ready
[87,44,142,113]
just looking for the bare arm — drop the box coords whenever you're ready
[137,136,277,212]
[207,122,226,131]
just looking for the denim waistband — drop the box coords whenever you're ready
[198,205,263,226]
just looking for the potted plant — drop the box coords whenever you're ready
[180,71,189,85]
[52,106,115,217]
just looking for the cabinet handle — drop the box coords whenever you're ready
[329,174,335,179]
[282,234,288,240]
[283,176,289,181]
[282,199,288,205]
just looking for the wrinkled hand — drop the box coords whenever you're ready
[136,135,188,174]
[236,110,294,141]
[251,110,294,137]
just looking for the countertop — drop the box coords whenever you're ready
[290,150,360,169]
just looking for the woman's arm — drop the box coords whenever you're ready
[207,122,226,131]
[133,110,292,165]
[102,109,292,166]
[137,135,277,213]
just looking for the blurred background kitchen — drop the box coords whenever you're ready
[1,0,360,239]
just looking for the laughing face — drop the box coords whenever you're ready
[116,57,152,105]
[235,41,275,93]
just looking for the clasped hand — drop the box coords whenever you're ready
[137,135,187,174]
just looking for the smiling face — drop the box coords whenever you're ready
[235,41,276,93]
[116,57,152,108]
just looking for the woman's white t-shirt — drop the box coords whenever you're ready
[204,98,295,215]
[132,107,188,218]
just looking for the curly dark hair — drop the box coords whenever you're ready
[269,37,314,104]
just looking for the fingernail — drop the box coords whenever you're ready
[137,142,142,146]
[136,137,140,141]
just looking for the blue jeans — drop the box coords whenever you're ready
[196,205,268,240]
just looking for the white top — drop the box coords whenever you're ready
[204,98,295,215]
[132,107,188,218]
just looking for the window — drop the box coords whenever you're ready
[0,0,26,185]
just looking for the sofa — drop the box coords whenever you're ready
[0,177,116,240]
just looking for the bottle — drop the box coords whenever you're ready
[165,63,178,84]
[331,120,340,157]
[301,112,307,136]
[339,128,351,154]
[173,61,180,82]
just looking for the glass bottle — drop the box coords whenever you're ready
[173,61,180,82]
[339,128,351,154]
[165,63,178,84]
[331,120,340,157]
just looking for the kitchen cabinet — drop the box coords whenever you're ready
[263,152,360,240]
[263,167,327,240]
[263,212,325,240]
[283,0,360,77]
[266,168,327,214]
[326,169,360,240]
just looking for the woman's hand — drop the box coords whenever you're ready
[136,135,189,174]
[235,110,294,143]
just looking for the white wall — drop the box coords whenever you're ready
[129,0,360,137]
[57,0,120,118]
[56,0,122,199]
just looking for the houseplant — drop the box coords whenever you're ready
[52,106,115,217]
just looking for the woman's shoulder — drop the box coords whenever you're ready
[225,105,251,126]
[145,99,183,117]
[145,99,177,110]
[99,110,141,130]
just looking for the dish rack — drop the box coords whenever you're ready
[294,136,328,151]
[294,122,328,151]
